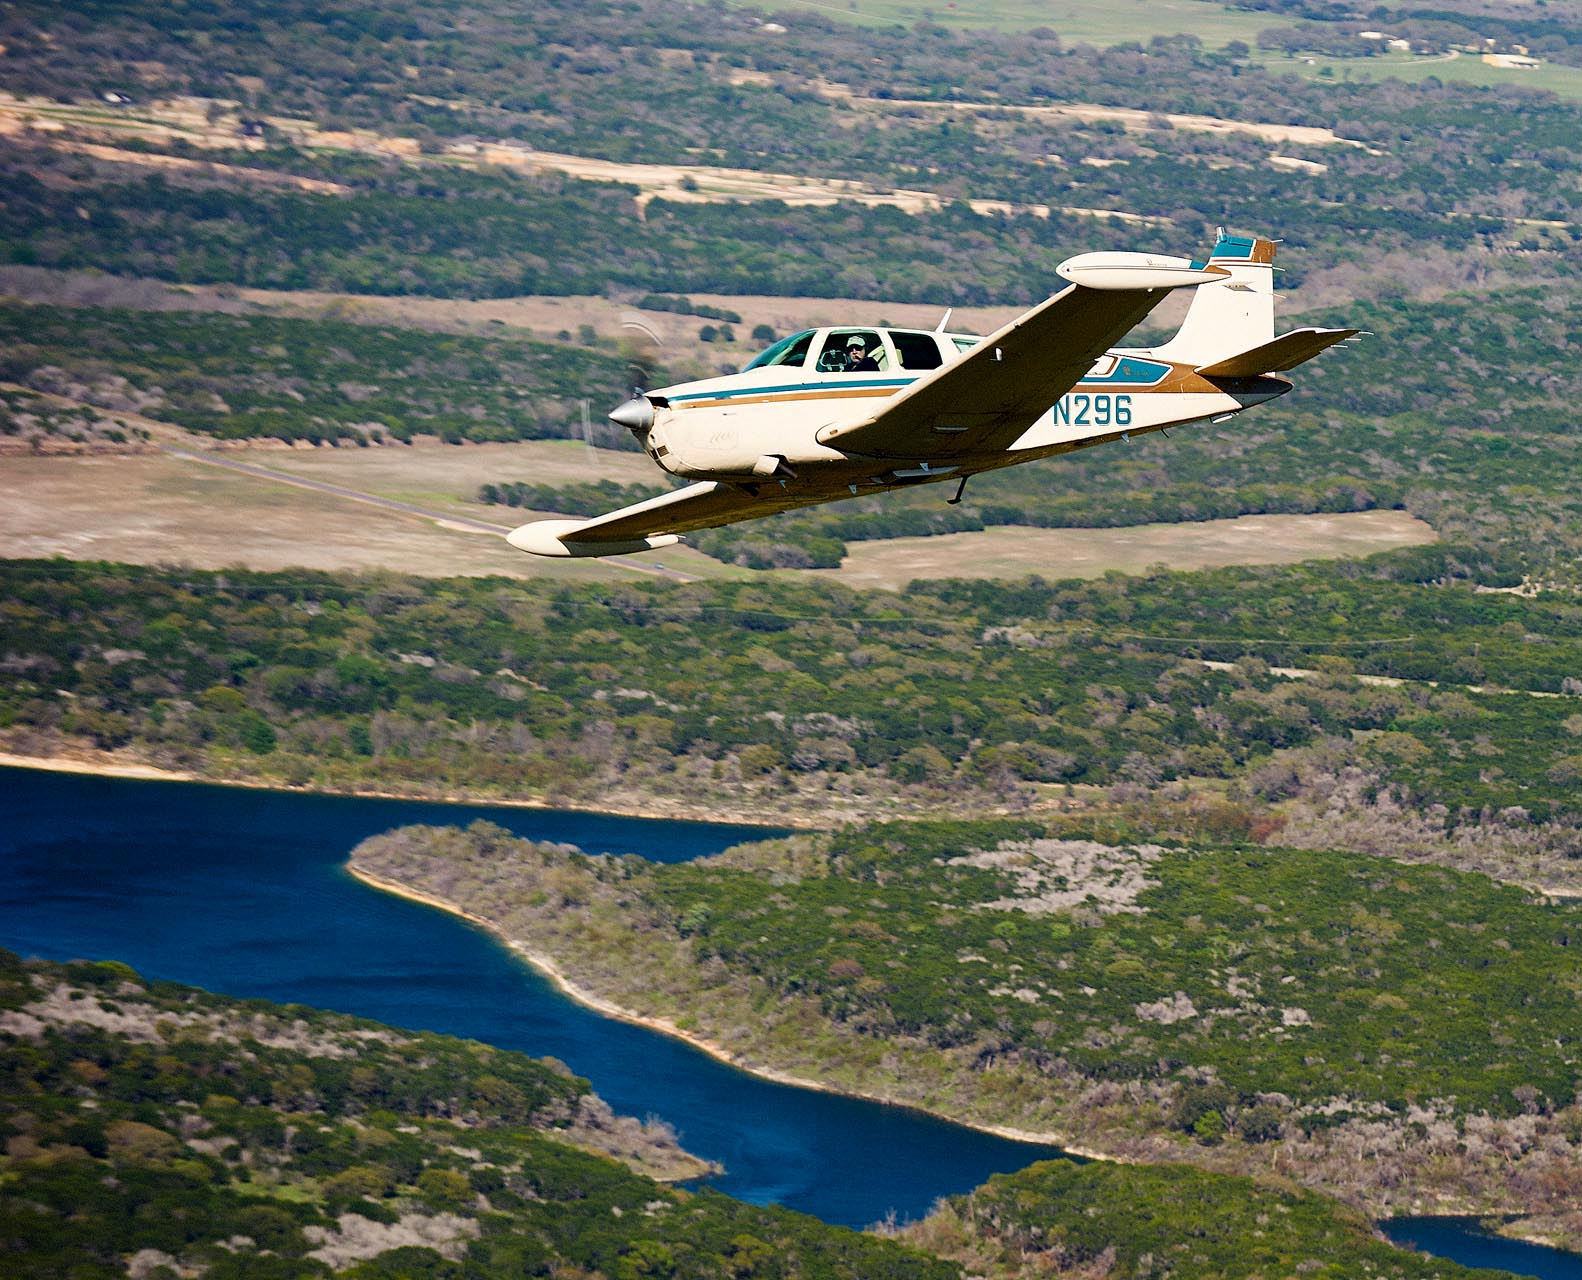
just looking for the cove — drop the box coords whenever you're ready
[0,765,1068,1228]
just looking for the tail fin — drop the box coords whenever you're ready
[1150,230,1278,367]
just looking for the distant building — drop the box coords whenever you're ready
[1483,52,1540,69]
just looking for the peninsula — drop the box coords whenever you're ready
[350,817,1582,1256]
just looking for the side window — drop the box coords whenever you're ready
[951,337,981,354]
[815,331,887,373]
[892,331,944,370]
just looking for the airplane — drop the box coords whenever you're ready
[506,231,1359,558]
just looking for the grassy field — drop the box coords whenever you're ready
[734,0,1270,45]
[731,0,1582,100]
[795,510,1437,590]
[262,438,662,520]
[1266,48,1582,100]
[0,448,736,583]
[0,444,1436,588]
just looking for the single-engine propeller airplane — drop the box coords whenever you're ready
[507,231,1359,558]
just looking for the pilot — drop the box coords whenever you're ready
[845,336,880,373]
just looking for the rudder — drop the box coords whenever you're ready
[1149,230,1278,367]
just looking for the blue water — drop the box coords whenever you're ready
[0,766,1067,1228]
[1383,1218,1582,1280]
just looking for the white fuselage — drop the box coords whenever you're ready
[638,325,1279,496]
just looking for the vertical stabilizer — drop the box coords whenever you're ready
[1149,231,1278,367]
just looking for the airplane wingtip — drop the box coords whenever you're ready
[507,519,681,559]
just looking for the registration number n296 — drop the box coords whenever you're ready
[1053,393,1132,428]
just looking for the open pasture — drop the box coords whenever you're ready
[1,441,1435,589]
[797,510,1438,591]
[1270,49,1582,100]
[733,0,1269,45]
[0,448,730,583]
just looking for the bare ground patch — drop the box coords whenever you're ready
[791,510,1438,590]
[0,449,734,582]
[257,438,664,519]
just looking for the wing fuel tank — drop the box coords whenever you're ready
[1056,252,1230,291]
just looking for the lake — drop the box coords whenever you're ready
[2,765,1580,1276]
[0,765,1068,1228]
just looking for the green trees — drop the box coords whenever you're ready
[356,818,1582,1122]
[925,1159,1503,1280]
[0,950,958,1279]
[11,554,1582,838]
[0,300,637,446]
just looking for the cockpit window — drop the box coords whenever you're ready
[951,336,981,353]
[744,329,815,371]
[892,330,944,370]
[815,330,887,373]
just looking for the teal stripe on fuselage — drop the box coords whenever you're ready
[1086,358,1172,386]
[669,358,1174,405]
[668,377,914,405]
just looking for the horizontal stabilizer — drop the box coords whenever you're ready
[1196,327,1361,378]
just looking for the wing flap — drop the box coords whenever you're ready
[1196,327,1361,377]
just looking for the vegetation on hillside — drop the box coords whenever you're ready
[903,1158,1514,1279]
[0,949,954,1278]
[0,945,1523,1276]
[3,0,1582,308]
[348,818,1582,1233]
[0,300,646,447]
[0,385,153,452]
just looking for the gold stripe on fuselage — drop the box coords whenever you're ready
[674,386,900,411]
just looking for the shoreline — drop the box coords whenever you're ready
[345,863,1582,1257]
[343,862,1105,1158]
[11,750,1582,901]
[0,750,816,831]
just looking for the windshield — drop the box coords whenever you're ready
[744,329,816,371]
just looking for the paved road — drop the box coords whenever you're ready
[166,448,703,582]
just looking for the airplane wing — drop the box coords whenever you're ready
[506,480,834,557]
[815,253,1228,461]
